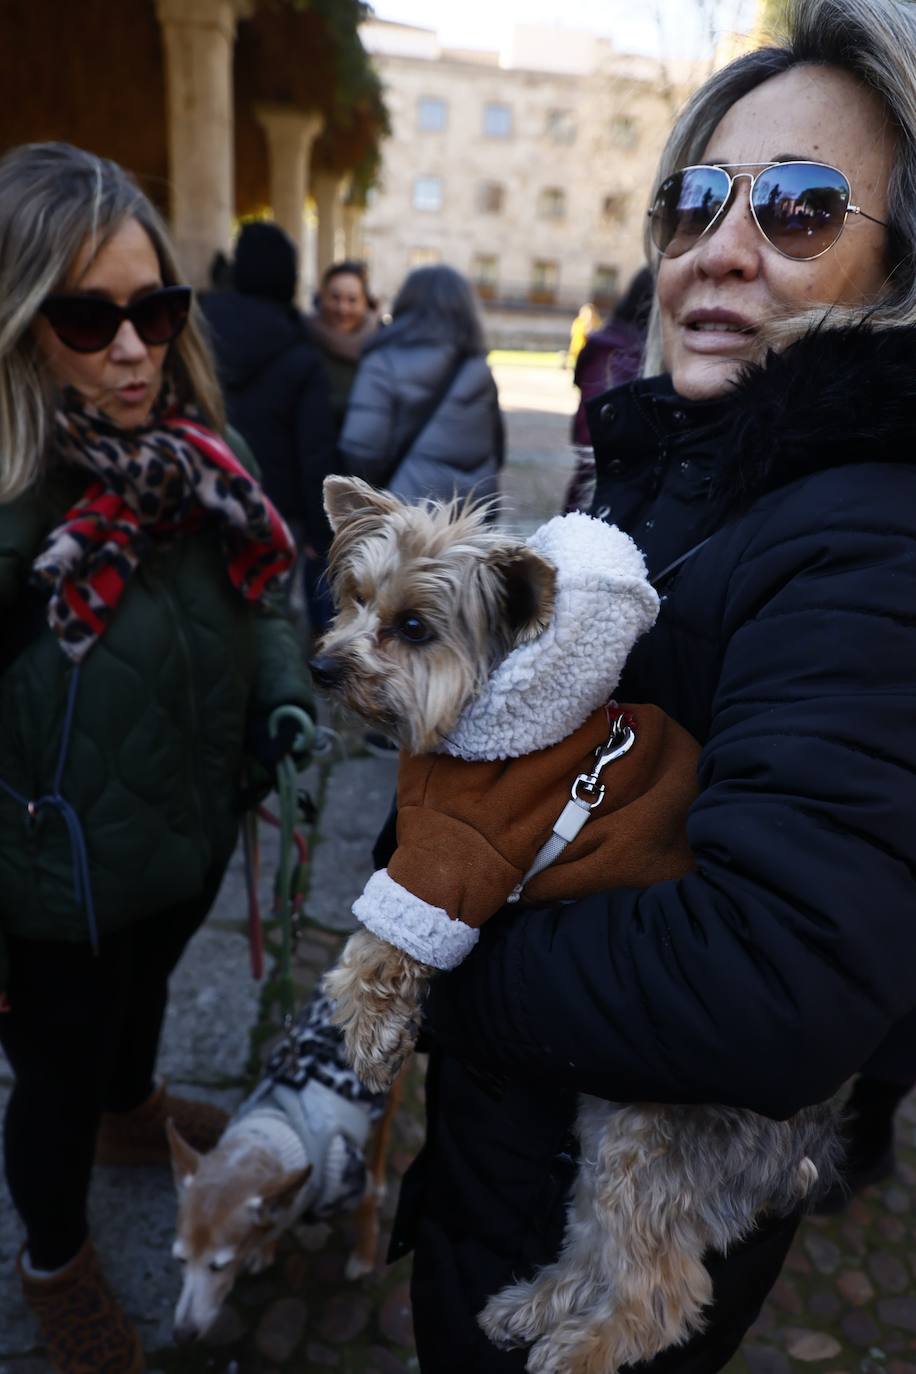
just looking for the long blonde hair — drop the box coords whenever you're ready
[0,142,225,502]
[642,0,916,375]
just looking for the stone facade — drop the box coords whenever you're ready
[359,19,694,343]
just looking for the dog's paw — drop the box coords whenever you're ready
[479,1281,545,1348]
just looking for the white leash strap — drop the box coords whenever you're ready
[506,713,637,903]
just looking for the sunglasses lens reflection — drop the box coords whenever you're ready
[651,162,854,261]
[752,163,850,259]
[650,167,731,257]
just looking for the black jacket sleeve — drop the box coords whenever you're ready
[423,468,916,1120]
[295,352,338,554]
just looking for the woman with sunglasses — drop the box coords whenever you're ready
[0,142,313,1374]
[382,2,916,1371]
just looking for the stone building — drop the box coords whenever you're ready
[359,19,697,345]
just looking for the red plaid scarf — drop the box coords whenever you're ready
[32,398,295,662]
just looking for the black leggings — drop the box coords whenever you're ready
[0,877,219,1269]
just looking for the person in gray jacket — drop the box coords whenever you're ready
[338,265,503,505]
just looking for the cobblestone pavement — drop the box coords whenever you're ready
[3,361,915,1374]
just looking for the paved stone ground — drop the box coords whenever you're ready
[3,361,915,1374]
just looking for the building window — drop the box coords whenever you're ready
[413,176,443,213]
[409,246,442,268]
[592,264,620,309]
[538,187,566,222]
[477,181,505,214]
[546,109,576,144]
[483,102,513,138]
[601,192,628,226]
[529,258,559,305]
[609,114,638,149]
[471,253,499,300]
[417,96,447,132]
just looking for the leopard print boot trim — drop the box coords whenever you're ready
[18,1239,145,1374]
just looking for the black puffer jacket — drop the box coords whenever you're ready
[201,290,337,551]
[392,327,916,1372]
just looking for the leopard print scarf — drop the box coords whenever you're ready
[32,394,295,661]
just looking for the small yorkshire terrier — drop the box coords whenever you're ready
[311,476,839,1374]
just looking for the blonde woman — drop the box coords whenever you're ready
[385,2,916,1371]
[0,143,312,1373]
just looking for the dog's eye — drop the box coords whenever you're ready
[208,1257,231,1273]
[396,613,433,644]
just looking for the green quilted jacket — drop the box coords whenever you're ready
[0,432,312,988]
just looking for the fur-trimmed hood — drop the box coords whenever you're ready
[713,324,916,515]
[439,513,659,762]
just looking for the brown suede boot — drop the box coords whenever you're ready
[95,1081,228,1166]
[19,1238,145,1374]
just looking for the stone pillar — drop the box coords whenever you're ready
[156,0,245,287]
[313,170,348,277]
[342,203,365,260]
[255,105,324,253]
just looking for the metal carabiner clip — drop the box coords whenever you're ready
[570,717,636,809]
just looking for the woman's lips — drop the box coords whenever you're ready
[681,327,756,353]
[116,382,149,404]
[680,311,758,352]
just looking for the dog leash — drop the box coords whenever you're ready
[243,708,348,1067]
[506,705,637,904]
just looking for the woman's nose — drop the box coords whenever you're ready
[109,319,148,362]
[694,179,761,278]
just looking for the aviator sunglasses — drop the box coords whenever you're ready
[39,284,193,353]
[648,160,887,261]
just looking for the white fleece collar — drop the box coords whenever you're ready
[439,514,659,762]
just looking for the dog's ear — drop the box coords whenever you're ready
[166,1117,201,1196]
[323,476,400,533]
[246,1164,313,1227]
[488,546,557,646]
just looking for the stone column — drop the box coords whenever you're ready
[255,105,324,252]
[342,202,365,260]
[313,170,348,276]
[156,0,246,287]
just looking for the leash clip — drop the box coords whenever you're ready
[571,716,636,809]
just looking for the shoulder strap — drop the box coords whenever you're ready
[387,355,468,479]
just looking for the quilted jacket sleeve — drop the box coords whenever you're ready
[422,465,916,1120]
[337,351,399,486]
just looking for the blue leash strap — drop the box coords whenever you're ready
[0,666,99,953]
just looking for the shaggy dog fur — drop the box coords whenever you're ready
[311,476,841,1374]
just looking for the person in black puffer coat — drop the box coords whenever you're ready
[201,222,337,631]
[374,2,916,1371]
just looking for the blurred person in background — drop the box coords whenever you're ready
[306,258,379,433]
[566,300,602,371]
[202,221,337,638]
[338,263,503,506]
[565,266,655,513]
[570,267,654,447]
[0,143,312,1374]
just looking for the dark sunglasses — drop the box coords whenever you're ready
[648,160,887,261]
[39,284,193,353]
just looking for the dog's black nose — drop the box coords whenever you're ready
[309,654,344,688]
[173,1323,198,1346]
